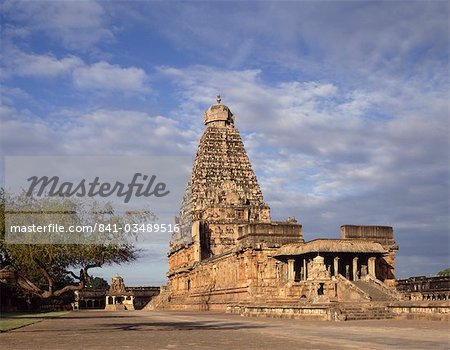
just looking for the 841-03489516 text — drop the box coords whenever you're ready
[8,223,180,234]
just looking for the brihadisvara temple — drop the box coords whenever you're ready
[147,97,449,321]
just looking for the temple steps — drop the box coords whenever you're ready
[352,280,397,301]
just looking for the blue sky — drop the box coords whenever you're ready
[1,1,449,285]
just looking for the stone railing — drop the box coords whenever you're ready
[365,274,403,300]
[413,291,450,301]
[336,274,371,301]
[143,286,168,310]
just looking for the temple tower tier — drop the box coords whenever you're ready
[170,96,303,261]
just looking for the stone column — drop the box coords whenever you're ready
[288,259,295,281]
[368,257,376,277]
[345,265,350,279]
[333,257,340,277]
[352,257,359,281]
[192,221,201,262]
[303,259,307,280]
[112,296,116,305]
[105,296,109,305]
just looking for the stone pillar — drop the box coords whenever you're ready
[192,221,201,262]
[368,257,376,277]
[303,259,307,280]
[288,259,295,281]
[352,257,359,281]
[112,296,116,305]
[361,265,367,278]
[333,257,340,277]
[345,265,350,279]
[105,296,109,305]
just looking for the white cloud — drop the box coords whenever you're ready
[72,61,149,92]
[0,106,196,158]
[2,49,150,93]
[159,65,364,136]
[0,105,60,155]
[64,109,194,155]
[2,0,113,50]
[0,86,33,106]
[10,52,83,77]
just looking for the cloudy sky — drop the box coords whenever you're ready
[1,1,448,284]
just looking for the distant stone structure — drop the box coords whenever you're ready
[105,274,134,310]
[73,275,159,311]
[146,97,448,321]
[397,276,450,301]
[74,288,107,310]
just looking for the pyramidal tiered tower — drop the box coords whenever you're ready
[167,97,303,307]
[171,96,275,257]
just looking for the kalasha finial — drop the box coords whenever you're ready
[216,94,221,104]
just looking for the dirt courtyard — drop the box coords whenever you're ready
[1,310,449,350]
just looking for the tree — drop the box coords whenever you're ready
[437,268,450,277]
[87,276,109,289]
[0,189,154,298]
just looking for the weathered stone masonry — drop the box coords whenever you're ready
[146,97,448,320]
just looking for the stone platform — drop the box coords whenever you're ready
[227,301,450,321]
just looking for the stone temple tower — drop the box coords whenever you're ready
[170,96,301,265]
[171,96,273,258]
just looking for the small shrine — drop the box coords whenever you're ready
[104,274,134,310]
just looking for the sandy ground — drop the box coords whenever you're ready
[1,310,449,350]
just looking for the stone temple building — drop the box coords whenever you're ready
[148,97,449,320]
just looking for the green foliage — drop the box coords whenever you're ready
[0,188,154,298]
[437,268,450,277]
[0,311,69,332]
[87,276,109,288]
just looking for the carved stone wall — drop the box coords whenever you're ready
[160,98,400,313]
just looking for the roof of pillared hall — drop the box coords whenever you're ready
[275,239,387,257]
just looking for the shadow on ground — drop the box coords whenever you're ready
[103,321,267,332]
[56,315,134,320]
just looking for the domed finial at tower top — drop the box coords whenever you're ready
[204,95,234,127]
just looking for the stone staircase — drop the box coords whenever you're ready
[143,287,168,310]
[339,304,395,320]
[352,280,397,301]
